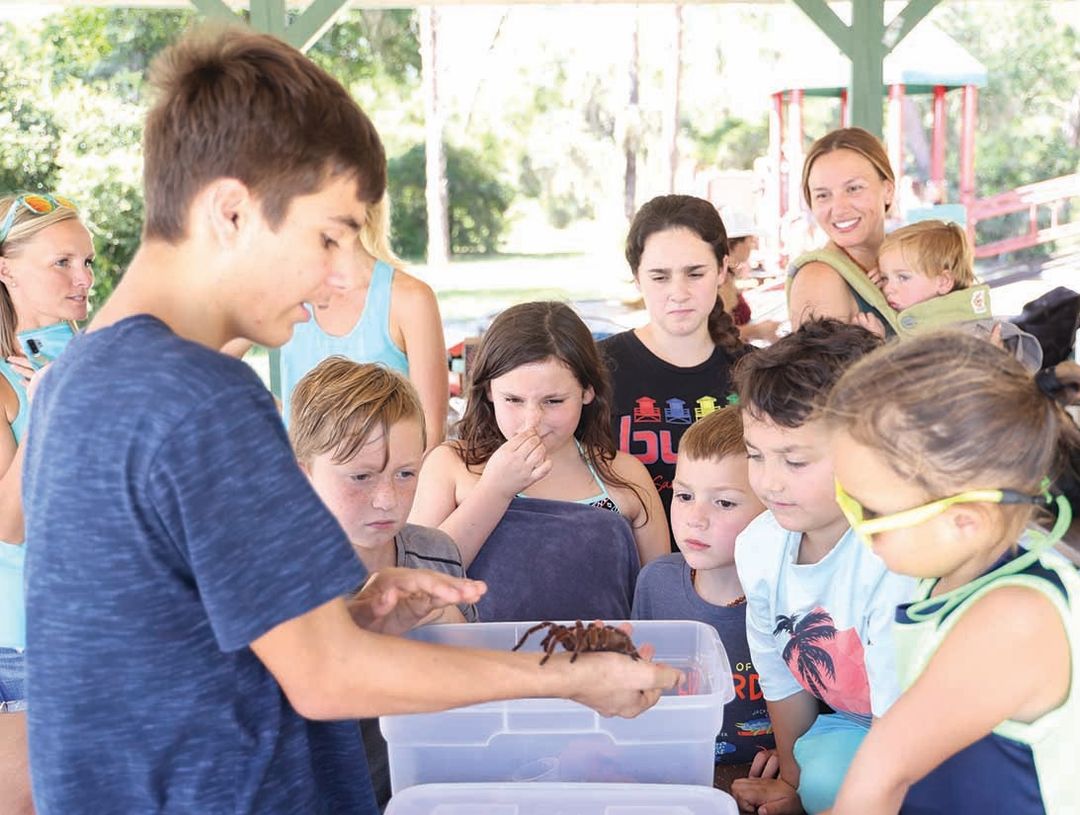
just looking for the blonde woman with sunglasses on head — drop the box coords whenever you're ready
[823,331,1080,815]
[0,192,93,815]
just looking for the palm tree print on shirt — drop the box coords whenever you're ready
[774,609,836,698]
[773,606,872,715]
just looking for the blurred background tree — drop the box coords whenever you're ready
[0,1,1076,306]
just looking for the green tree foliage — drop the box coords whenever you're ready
[0,23,62,193]
[43,9,194,99]
[937,3,1079,251]
[684,116,769,171]
[310,10,420,86]
[388,143,513,259]
[938,2,1080,196]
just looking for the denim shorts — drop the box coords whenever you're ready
[0,647,27,713]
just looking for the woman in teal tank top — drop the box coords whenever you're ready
[226,197,449,448]
[787,128,897,333]
[0,192,94,813]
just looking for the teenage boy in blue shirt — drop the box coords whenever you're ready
[20,26,679,815]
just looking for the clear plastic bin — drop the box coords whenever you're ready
[382,620,734,792]
[385,782,739,814]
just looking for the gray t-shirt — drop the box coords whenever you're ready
[360,523,477,810]
[395,524,478,622]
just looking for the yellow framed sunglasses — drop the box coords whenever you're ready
[0,193,78,245]
[835,479,1052,540]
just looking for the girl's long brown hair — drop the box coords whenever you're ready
[456,301,649,522]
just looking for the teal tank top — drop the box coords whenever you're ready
[517,439,620,513]
[279,260,410,425]
[0,358,29,649]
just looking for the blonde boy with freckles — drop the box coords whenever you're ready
[632,406,774,790]
[729,320,915,815]
[290,357,476,625]
[290,357,477,809]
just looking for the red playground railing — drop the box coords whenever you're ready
[968,173,1080,259]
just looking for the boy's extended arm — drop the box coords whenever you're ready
[251,574,683,722]
[829,586,1070,815]
[768,691,820,788]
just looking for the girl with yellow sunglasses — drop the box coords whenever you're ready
[823,331,1080,815]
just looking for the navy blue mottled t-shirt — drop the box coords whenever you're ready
[632,553,775,764]
[22,316,371,814]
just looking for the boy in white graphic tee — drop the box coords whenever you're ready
[730,320,915,815]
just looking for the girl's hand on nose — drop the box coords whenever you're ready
[483,427,553,498]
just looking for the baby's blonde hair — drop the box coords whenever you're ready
[879,220,975,290]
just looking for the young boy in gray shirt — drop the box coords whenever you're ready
[632,406,775,780]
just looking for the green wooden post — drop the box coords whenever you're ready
[849,0,886,136]
[188,0,236,22]
[188,0,349,52]
[249,0,288,38]
[790,0,943,139]
[286,0,351,51]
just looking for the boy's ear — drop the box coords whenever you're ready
[935,272,955,296]
[582,385,595,406]
[296,458,312,478]
[200,178,256,248]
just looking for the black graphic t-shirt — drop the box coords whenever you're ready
[600,330,738,550]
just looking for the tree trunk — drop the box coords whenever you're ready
[661,5,683,193]
[624,11,640,221]
[419,6,450,266]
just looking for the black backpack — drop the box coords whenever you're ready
[1013,286,1080,367]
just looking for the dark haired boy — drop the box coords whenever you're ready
[21,26,678,814]
[729,320,915,815]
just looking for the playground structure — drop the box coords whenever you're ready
[765,21,1080,263]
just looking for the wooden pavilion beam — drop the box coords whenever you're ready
[790,0,943,138]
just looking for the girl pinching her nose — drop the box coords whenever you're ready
[411,301,668,599]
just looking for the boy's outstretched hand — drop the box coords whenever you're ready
[562,632,683,718]
[349,567,487,635]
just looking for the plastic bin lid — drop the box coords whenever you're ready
[385,782,738,815]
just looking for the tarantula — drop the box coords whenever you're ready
[511,620,642,665]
